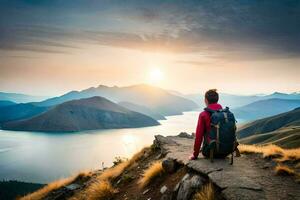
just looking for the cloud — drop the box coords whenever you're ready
[0,0,299,59]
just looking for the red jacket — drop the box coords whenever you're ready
[193,103,222,158]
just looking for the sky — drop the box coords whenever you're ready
[0,0,299,96]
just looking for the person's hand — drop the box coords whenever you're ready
[189,155,197,160]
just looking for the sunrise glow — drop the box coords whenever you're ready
[148,68,164,84]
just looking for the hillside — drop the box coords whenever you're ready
[237,107,300,139]
[0,100,16,107]
[2,96,159,132]
[118,101,166,120]
[239,126,300,148]
[18,134,300,200]
[233,98,300,120]
[0,103,49,123]
[36,84,198,116]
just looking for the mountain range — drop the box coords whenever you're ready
[232,98,300,121]
[36,84,198,116]
[0,103,49,123]
[118,101,166,120]
[237,107,300,148]
[1,84,300,132]
[0,92,48,103]
[186,92,300,108]
[2,96,159,132]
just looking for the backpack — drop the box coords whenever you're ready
[202,107,239,164]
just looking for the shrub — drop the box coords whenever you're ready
[193,182,214,200]
[139,161,164,188]
[19,171,91,200]
[113,156,127,166]
[69,180,116,200]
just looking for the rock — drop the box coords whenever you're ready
[173,182,180,192]
[208,170,262,190]
[143,188,150,195]
[154,135,178,156]
[178,132,193,139]
[222,187,266,200]
[155,135,177,145]
[65,183,80,191]
[160,185,168,194]
[176,174,204,200]
[190,175,203,188]
[160,194,171,200]
[162,158,176,173]
[181,174,190,181]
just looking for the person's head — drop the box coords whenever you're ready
[204,89,219,106]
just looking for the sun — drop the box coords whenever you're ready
[148,68,164,84]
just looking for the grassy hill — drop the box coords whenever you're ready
[239,126,300,148]
[237,107,300,138]
[237,107,300,148]
[2,96,159,132]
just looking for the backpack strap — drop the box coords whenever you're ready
[204,107,217,114]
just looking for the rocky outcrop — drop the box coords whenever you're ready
[175,174,205,200]
[22,133,300,200]
[156,134,300,200]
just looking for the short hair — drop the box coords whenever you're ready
[205,89,219,104]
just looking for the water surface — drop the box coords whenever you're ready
[0,111,246,183]
[0,112,200,183]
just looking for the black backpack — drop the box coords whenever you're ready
[202,107,239,164]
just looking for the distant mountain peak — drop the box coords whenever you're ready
[97,84,110,89]
[272,92,286,95]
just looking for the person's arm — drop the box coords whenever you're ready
[191,113,205,159]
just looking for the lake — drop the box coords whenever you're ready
[0,111,246,184]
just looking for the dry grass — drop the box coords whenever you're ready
[274,164,296,176]
[239,144,263,154]
[20,147,149,200]
[239,144,300,160]
[239,144,300,181]
[69,180,116,200]
[69,147,149,200]
[139,161,164,188]
[193,182,214,200]
[99,147,149,180]
[276,148,300,162]
[19,171,91,200]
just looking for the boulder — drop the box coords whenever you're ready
[162,158,176,173]
[178,132,193,139]
[176,174,204,200]
[160,185,168,194]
